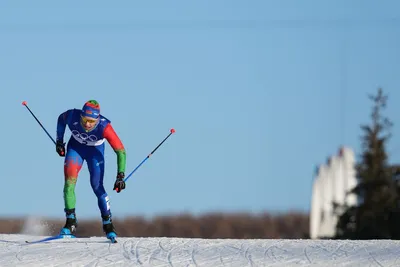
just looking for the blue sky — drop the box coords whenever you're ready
[1,1,400,219]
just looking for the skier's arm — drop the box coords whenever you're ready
[103,123,126,173]
[56,109,73,143]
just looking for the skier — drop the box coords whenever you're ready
[55,100,127,242]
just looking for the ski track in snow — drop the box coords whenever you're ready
[1,234,400,266]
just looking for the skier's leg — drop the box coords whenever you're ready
[86,145,117,240]
[61,145,83,235]
[64,147,84,210]
[87,145,109,216]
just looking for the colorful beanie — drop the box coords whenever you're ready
[81,100,100,119]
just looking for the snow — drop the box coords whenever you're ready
[0,216,396,266]
[1,234,400,266]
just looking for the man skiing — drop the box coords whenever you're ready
[55,100,126,242]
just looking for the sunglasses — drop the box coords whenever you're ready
[81,116,98,124]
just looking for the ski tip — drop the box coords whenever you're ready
[24,234,76,245]
[22,101,27,106]
[170,128,175,134]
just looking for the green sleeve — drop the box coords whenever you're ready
[115,149,126,173]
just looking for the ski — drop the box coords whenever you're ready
[25,234,76,244]
[25,234,118,244]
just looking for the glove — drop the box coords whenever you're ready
[56,140,65,157]
[113,172,126,193]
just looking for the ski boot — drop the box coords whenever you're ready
[60,208,78,236]
[102,214,117,243]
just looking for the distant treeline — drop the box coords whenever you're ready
[0,211,309,239]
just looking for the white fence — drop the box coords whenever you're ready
[310,146,358,239]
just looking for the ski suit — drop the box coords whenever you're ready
[56,108,126,217]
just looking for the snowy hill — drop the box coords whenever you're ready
[1,234,400,266]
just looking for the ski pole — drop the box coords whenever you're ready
[124,128,176,182]
[22,101,62,154]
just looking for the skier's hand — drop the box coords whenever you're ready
[113,172,126,193]
[56,140,65,157]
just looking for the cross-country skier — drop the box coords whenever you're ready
[55,100,126,242]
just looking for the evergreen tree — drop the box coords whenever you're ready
[335,88,399,239]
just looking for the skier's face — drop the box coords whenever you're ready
[81,116,98,130]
